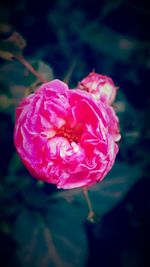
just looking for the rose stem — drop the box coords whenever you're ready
[16,55,48,83]
[82,187,95,220]
[63,58,77,84]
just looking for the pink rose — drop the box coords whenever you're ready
[14,79,120,189]
[78,71,118,105]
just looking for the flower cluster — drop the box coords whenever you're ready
[14,73,120,189]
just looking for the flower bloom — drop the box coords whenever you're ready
[14,79,120,189]
[78,71,118,105]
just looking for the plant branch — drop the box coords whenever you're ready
[63,58,77,84]
[82,187,95,222]
[17,55,48,83]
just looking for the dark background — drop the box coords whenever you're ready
[0,0,150,266]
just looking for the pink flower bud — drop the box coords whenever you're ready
[78,71,118,105]
[14,79,120,189]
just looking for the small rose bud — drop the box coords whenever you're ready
[78,71,118,105]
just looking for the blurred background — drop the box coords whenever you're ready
[0,0,150,266]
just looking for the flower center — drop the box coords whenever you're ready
[56,125,82,143]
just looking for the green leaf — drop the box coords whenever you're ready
[81,25,137,62]
[8,152,22,175]
[49,162,142,217]
[13,207,87,267]
[0,59,53,113]
[22,60,53,87]
[89,162,142,216]
[0,32,27,60]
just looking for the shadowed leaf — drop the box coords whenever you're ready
[49,162,142,216]
[0,32,27,60]
[13,207,87,267]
